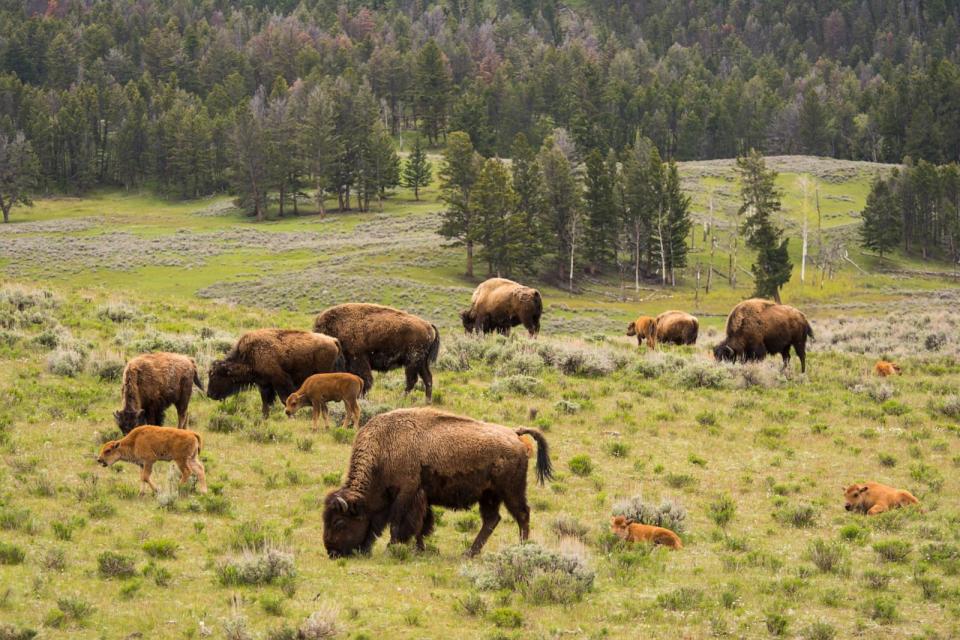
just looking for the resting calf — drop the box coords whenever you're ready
[97,426,207,495]
[284,372,364,430]
[610,515,683,549]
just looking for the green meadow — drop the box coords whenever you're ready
[1,156,959,639]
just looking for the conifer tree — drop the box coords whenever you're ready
[402,138,432,200]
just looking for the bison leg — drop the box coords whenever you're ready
[139,462,157,495]
[344,398,361,429]
[403,365,419,396]
[176,379,192,428]
[795,341,807,373]
[503,493,531,543]
[416,507,436,552]
[466,492,503,557]
[319,402,329,429]
[258,385,276,418]
[187,456,208,494]
[389,488,428,546]
[780,349,791,371]
[175,458,191,486]
[419,362,433,403]
[350,358,374,396]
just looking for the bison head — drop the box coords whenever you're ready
[97,440,123,467]
[843,484,870,512]
[114,408,145,434]
[713,343,736,363]
[322,490,373,558]
[206,359,253,400]
[284,392,307,417]
[460,309,477,333]
[625,321,636,337]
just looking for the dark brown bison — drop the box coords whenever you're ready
[207,329,344,417]
[312,304,440,401]
[713,298,813,372]
[460,277,543,337]
[114,353,203,435]
[322,408,552,558]
[653,310,699,347]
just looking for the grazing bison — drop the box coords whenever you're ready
[207,329,343,417]
[610,516,682,549]
[874,360,901,377]
[461,277,543,337]
[625,315,657,347]
[843,482,919,515]
[653,310,699,347]
[322,407,552,558]
[114,352,203,435]
[713,298,814,372]
[312,304,440,401]
[97,426,207,495]
[284,372,364,430]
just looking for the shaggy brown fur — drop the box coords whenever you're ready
[714,298,814,372]
[610,516,683,549]
[114,352,203,434]
[843,482,919,515]
[207,329,344,417]
[322,408,552,558]
[461,278,543,337]
[874,360,901,377]
[285,372,364,430]
[626,315,657,348]
[97,426,207,495]
[313,304,440,401]
[653,310,699,347]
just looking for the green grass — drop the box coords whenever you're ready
[0,156,958,637]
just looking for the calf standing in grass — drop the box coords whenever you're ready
[285,372,364,430]
[115,352,203,434]
[610,516,683,549]
[97,426,207,495]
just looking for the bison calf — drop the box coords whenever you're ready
[115,352,203,434]
[285,372,364,430]
[843,482,919,515]
[97,426,207,495]
[610,516,683,549]
[874,360,901,377]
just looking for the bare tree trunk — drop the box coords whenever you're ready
[278,183,285,218]
[465,240,474,278]
[634,225,641,291]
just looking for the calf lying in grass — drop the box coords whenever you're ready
[284,372,364,430]
[843,482,918,515]
[610,515,683,549]
[97,426,207,495]
[874,360,901,377]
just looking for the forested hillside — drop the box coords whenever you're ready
[2,0,959,197]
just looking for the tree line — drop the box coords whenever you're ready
[1,0,959,200]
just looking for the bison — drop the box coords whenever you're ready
[843,482,919,515]
[713,298,814,372]
[322,407,552,558]
[207,329,344,417]
[610,516,682,549]
[460,277,543,337]
[97,426,207,495]
[284,372,364,430]
[312,304,440,401]
[114,352,203,435]
[874,360,901,377]
[625,315,657,347]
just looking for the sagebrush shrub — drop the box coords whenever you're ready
[873,539,912,563]
[97,551,136,578]
[807,539,848,573]
[46,347,86,377]
[461,543,594,604]
[217,545,296,585]
[489,375,544,397]
[0,541,25,565]
[297,606,340,640]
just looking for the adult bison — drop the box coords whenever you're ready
[114,352,203,434]
[312,304,440,401]
[322,408,552,558]
[713,299,813,372]
[460,277,543,337]
[207,329,343,417]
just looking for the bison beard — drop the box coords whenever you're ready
[322,408,552,558]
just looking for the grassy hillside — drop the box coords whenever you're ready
[1,156,959,639]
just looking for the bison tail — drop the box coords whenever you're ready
[332,338,347,372]
[533,290,543,316]
[515,427,553,484]
[428,324,441,364]
[194,431,203,453]
[193,369,205,393]
[805,322,815,341]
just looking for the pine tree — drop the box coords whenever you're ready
[471,158,522,276]
[737,149,792,302]
[415,39,452,145]
[583,148,618,272]
[860,175,901,257]
[0,131,40,223]
[538,137,583,289]
[621,136,660,288]
[300,83,336,215]
[510,133,545,275]
[439,131,482,277]
[660,161,692,284]
[402,138,432,200]
[228,90,269,221]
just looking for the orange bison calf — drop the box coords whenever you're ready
[610,516,683,549]
[874,361,901,377]
[97,426,207,495]
[285,372,364,430]
[843,482,919,515]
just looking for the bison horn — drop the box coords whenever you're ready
[335,496,348,512]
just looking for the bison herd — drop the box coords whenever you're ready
[97,277,919,559]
